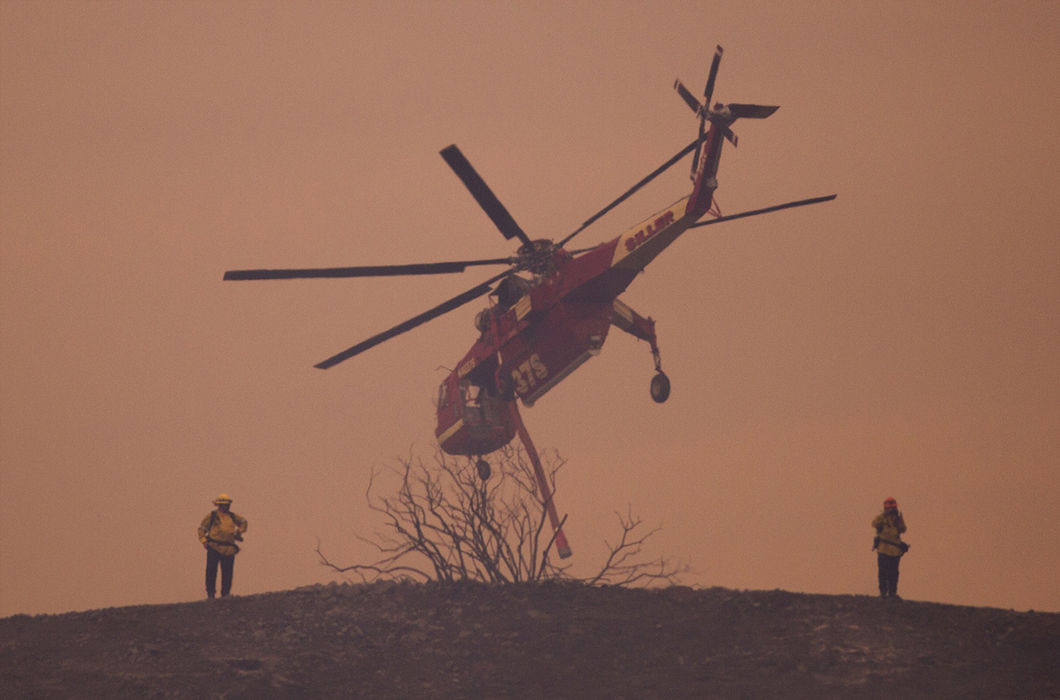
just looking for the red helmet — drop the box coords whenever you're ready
[883,497,898,509]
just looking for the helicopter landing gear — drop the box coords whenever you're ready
[650,371,671,403]
[649,341,670,403]
[475,458,491,481]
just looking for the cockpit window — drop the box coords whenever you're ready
[495,275,532,311]
[461,380,483,407]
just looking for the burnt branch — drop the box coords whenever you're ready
[317,446,682,588]
[580,507,687,587]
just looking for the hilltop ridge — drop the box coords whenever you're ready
[2,582,1057,698]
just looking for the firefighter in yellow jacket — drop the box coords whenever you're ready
[197,493,248,598]
[872,496,907,599]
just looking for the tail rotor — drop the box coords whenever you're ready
[674,44,724,177]
[703,44,723,110]
[674,45,777,178]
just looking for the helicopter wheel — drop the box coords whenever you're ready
[650,371,671,403]
[476,458,492,481]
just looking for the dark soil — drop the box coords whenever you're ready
[2,582,1057,698]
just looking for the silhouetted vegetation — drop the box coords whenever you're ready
[316,446,683,586]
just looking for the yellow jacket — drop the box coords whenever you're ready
[198,510,248,556]
[872,511,907,557]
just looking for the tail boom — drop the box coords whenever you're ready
[685,101,778,219]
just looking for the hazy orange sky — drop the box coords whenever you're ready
[2,2,1058,616]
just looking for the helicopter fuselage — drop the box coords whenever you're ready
[435,194,702,457]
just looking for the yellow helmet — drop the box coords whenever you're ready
[213,493,233,505]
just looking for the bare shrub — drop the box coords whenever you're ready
[316,445,684,586]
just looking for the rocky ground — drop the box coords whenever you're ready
[1,582,1057,699]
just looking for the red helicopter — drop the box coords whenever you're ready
[225,47,835,557]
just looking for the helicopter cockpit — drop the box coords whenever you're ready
[494,275,532,311]
[435,357,516,456]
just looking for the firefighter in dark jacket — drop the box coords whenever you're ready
[872,496,907,599]
[197,493,248,598]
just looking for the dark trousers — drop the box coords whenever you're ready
[205,548,235,597]
[877,552,900,596]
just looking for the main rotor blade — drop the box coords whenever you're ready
[689,194,837,229]
[440,145,532,247]
[556,136,700,249]
[224,258,514,281]
[314,269,512,369]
